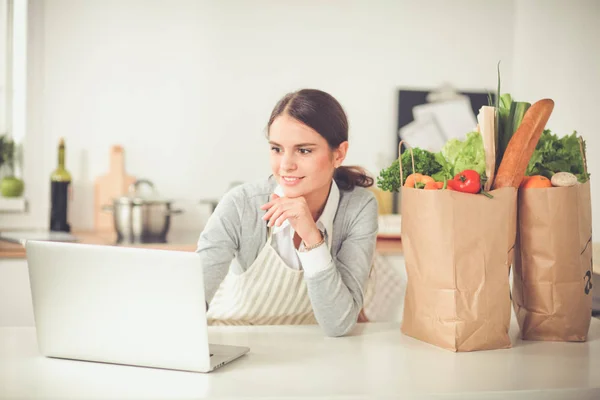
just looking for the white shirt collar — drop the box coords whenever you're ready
[271,180,340,247]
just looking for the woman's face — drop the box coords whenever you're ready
[268,114,347,199]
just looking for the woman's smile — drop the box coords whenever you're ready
[280,176,304,186]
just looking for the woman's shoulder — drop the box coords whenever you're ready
[333,186,378,239]
[221,177,275,208]
[211,178,274,225]
[338,185,377,210]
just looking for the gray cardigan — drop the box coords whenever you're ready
[196,176,378,336]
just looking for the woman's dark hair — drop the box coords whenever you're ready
[267,89,373,190]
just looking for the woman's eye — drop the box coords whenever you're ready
[299,148,312,154]
[270,146,281,153]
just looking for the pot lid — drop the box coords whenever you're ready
[115,179,171,205]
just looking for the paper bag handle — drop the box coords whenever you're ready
[398,140,416,187]
[578,136,588,177]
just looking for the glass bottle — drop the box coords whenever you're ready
[50,138,72,232]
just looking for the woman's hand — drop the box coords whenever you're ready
[260,194,323,246]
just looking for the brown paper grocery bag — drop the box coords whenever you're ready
[512,180,593,341]
[400,186,517,352]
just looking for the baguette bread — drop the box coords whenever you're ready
[492,99,554,189]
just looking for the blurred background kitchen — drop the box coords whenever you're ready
[0,0,599,325]
[0,0,598,236]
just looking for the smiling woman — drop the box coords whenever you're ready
[196,89,379,337]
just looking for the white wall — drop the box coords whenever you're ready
[7,0,518,231]
[0,0,7,134]
[512,0,600,237]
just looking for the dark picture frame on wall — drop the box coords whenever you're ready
[392,88,492,213]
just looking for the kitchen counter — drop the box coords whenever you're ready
[1,320,600,399]
[0,231,403,259]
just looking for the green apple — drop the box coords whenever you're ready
[1,176,25,197]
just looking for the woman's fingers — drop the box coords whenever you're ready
[261,196,305,227]
[260,202,272,210]
[274,211,294,227]
[262,200,286,221]
[260,194,281,210]
[262,203,279,220]
[268,207,286,227]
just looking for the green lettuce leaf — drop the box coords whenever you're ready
[526,130,589,182]
[439,131,486,178]
[377,131,490,192]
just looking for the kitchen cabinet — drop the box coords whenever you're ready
[367,253,406,322]
[0,259,35,327]
[0,237,404,326]
[3,253,598,327]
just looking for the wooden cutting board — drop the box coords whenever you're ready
[94,145,136,231]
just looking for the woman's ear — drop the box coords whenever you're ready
[333,141,349,168]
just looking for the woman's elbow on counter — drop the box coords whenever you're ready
[321,317,358,338]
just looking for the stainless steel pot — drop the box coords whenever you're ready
[103,179,183,244]
[199,199,219,213]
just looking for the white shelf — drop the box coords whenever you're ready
[0,197,27,213]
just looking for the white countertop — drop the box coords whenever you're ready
[1,320,600,400]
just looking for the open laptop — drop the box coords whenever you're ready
[25,240,249,373]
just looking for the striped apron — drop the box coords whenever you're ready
[206,230,317,326]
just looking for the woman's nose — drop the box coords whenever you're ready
[281,153,297,171]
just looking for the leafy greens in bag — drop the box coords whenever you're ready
[377,148,442,192]
[377,132,487,192]
[526,130,589,183]
[437,131,487,180]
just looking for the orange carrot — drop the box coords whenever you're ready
[421,176,435,185]
[424,181,439,190]
[404,173,423,188]
[404,173,435,188]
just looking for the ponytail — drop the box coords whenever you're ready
[334,166,374,191]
